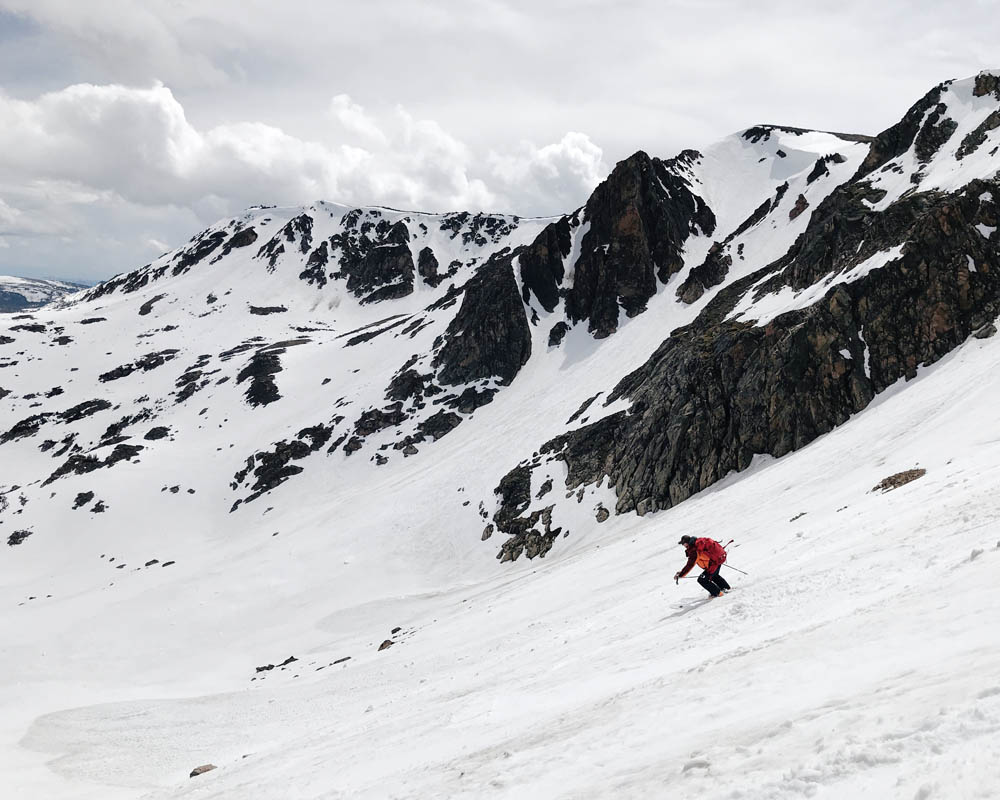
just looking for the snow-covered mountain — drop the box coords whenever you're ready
[2,73,1000,799]
[0,275,88,313]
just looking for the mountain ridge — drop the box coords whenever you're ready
[2,70,1000,799]
[2,72,998,564]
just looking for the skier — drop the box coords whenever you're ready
[674,535,731,597]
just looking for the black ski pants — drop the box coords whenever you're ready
[698,566,731,597]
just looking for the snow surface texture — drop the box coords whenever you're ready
[2,73,1000,799]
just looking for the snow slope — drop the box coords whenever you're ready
[6,307,999,800]
[2,73,1000,799]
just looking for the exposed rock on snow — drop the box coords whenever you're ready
[189,764,216,778]
[6,528,32,546]
[872,468,927,492]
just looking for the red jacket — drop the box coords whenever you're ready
[678,537,727,577]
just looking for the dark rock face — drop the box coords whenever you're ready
[439,212,517,246]
[433,252,532,386]
[299,241,329,287]
[2,413,54,443]
[249,305,287,315]
[7,529,32,546]
[974,72,1000,100]
[853,83,947,180]
[416,410,461,441]
[957,109,1000,160]
[354,404,406,437]
[259,214,315,271]
[914,103,958,164]
[344,221,415,303]
[44,443,143,486]
[212,226,258,262]
[677,241,733,304]
[138,294,167,316]
[237,349,283,406]
[100,349,179,382]
[548,321,569,347]
[60,399,113,423]
[518,216,572,312]
[417,247,443,287]
[101,410,152,442]
[73,491,94,509]
[174,230,227,273]
[385,369,431,402]
[256,214,313,270]
[325,210,417,302]
[232,423,334,504]
[490,172,1000,558]
[564,150,715,337]
[235,339,308,407]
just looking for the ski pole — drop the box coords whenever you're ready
[723,563,748,575]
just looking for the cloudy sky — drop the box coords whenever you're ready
[0,0,998,283]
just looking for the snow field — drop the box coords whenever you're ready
[4,283,999,800]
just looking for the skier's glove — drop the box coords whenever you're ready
[673,572,681,584]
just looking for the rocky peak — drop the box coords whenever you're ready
[564,150,715,338]
[973,70,1000,100]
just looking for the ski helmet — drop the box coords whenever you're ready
[678,535,695,546]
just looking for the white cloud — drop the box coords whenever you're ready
[487,132,608,213]
[329,94,388,146]
[0,81,606,280]
[0,196,70,236]
[0,81,599,216]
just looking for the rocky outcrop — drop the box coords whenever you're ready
[212,225,258,262]
[99,349,179,382]
[956,109,1000,160]
[417,247,452,288]
[44,443,144,486]
[788,194,809,220]
[170,230,226,275]
[853,83,947,180]
[806,153,846,185]
[914,103,958,164]
[331,211,415,302]
[490,173,1000,557]
[518,216,573,312]
[677,241,733,304]
[231,423,336,505]
[256,214,313,270]
[138,294,167,316]
[236,340,309,407]
[564,150,715,337]
[973,72,1000,101]
[433,252,531,386]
